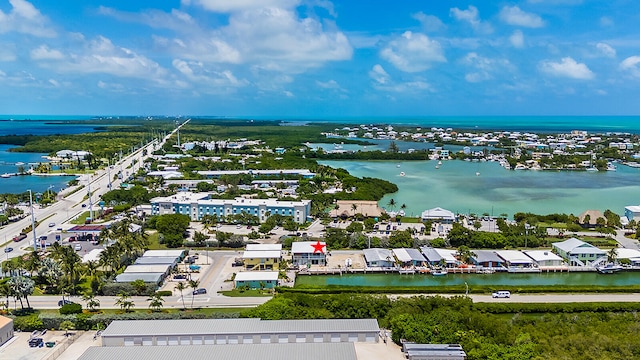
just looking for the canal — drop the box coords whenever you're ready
[295,272,640,288]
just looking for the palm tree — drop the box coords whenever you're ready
[456,246,476,265]
[351,203,358,217]
[82,292,100,312]
[607,247,618,264]
[9,275,35,310]
[387,198,396,212]
[188,279,200,309]
[175,282,187,310]
[115,292,134,313]
[147,293,164,312]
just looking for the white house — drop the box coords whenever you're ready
[421,207,455,223]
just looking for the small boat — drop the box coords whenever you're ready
[475,172,480,176]
[400,172,406,177]
[596,264,623,274]
[431,268,448,276]
[606,163,617,171]
[396,164,401,168]
[1,173,10,178]
[437,160,442,165]
[15,162,25,166]
[435,165,440,169]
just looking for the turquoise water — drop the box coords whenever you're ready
[0,145,75,194]
[296,272,640,287]
[319,159,640,217]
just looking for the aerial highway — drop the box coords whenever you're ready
[2,120,188,259]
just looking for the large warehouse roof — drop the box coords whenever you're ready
[101,318,379,337]
[79,343,357,360]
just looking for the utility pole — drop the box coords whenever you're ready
[28,189,37,251]
[88,179,94,221]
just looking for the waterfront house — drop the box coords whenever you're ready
[524,250,565,267]
[291,241,327,267]
[363,248,396,268]
[625,205,640,222]
[552,238,606,266]
[242,250,281,270]
[420,207,455,224]
[392,248,426,267]
[234,271,279,289]
[613,248,640,266]
[420,247,457,268]
[495,250,536,270]
[470,250,504,269]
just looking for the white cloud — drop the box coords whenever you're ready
[154,6,352,73]
[509,30,524,48]
[369,64,390,84]
[450,6,492,33]
[595,43,616,58]
[462,52,513,83]
[539,57,594,79]
[316,79,345,92]
[600,16,614,27]
[184,0,299,13]
[99,6,195,32]
[283,90,294,97]
[172,59,248,87]
[30,45,64,60]
[412,12,445,32]
[380,31,446,72]
[0,0,56,37]
[500,6,544,28]
[620,56,640,77]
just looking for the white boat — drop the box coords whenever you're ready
[475,172,480,176]
[0,173,10,178]
[431,268,448,276]
[15,162,25,166]
[585,167,599,172]
[396,164,401,168]
[400,172,406,177]
[514,164,527,170]
[435,165,440,169]
[606,163,617,171]
[437,160,442,165]
[596,264,623,274]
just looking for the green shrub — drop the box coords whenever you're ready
[39,313,75,330]
[102,282,156,296]
[13,314,43,331]
[60,303,83,315]
[155,290,172,297]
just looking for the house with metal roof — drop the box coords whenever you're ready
[142,249,186,260]
[246,244,283,251]
[235,271,279,289]
[495,250,538,271]
[99,318,380,347]
[123,264,172,277]
[552,238,606,266]
[291,241,327,267]
[625,205,640,222]
[613,248,640,266]
[421,207,455,223]
[114,272,164,285]
[79,343,358,360]
[524,250,565,267]
[470,250,504,269]
[420,247,458,268]
[363,248,396,268]
[392,248,426,267]
[134,256,179,266]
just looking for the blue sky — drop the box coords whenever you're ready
[1,0,640,117]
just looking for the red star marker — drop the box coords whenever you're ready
[311,241,326,253]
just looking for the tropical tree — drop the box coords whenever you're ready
[39,257,63,292]
[82,292,100,312]
[115,292,134,313]
[351,203,358,216]
[607,247,618,264]
[9,275,35,310]
[387,198,396,212]
[130,279,147,296]
[456,246,476,265]
[60,320,75,337]
[175,282,187,310]
[188,279,200,309]
[147,293,164,312]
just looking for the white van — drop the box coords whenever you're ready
[492,291,511,298]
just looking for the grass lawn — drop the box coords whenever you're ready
[145,232,167,250]
[219,289,274,297]
[70,211,91,224]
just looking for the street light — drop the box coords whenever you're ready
[465,281,469,296]
[28,189,37,251]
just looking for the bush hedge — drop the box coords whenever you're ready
[59,303,83,315]
[283,284,640,294]
[101,282,157,296]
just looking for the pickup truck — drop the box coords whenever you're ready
[12,233,27,242]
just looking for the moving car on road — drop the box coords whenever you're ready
[492,291,511,298]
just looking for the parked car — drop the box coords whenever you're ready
[173,274,187,280]
[492,291,511,298]
[4,247,13,253]
[58,300,75,306]
[192,288,207,295]
[68,236,76,242]
[74,244,82,251]
[29,338,44,348]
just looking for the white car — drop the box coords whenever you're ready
[492,291,511,298]
[48,222,56,227]
[74,244,82,251]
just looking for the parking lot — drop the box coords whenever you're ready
[0,330,79,360]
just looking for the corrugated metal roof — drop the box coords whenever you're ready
[235,271,279,282]
[134,257,178,265]
[471,250,502,263]
[246,244,283,251]
[363,248,393,262]
[142,250,185,258]
[393,248,426,262]
[123,264,171,273]
[420,247,443,262]
[114,273,164,283]
[101,318,379,337]
[79,343,357,360]
[242,250,282,259]
[291,241,327,254]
